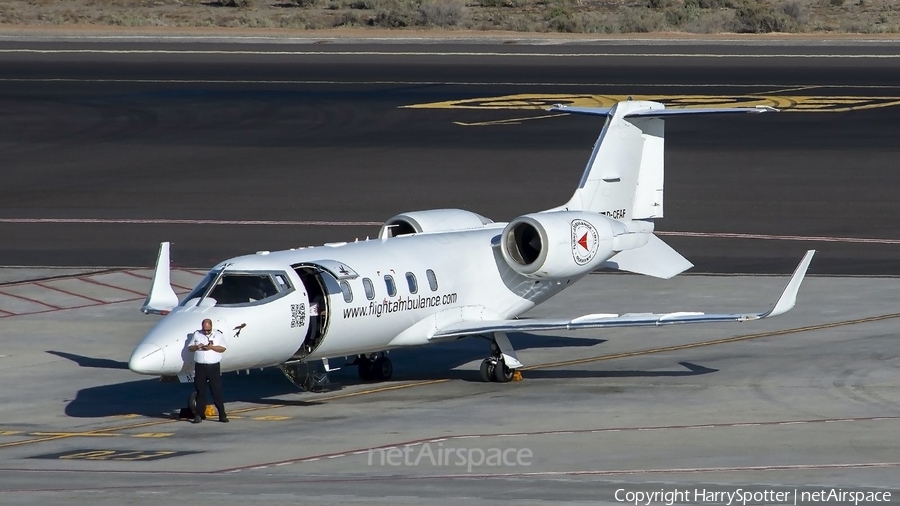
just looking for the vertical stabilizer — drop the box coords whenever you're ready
[549,101,774,220]
[559,101,666,220]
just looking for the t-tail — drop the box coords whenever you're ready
[547,100,777,278]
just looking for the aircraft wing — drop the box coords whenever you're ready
[432,250,815,339]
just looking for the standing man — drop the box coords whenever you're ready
[188,318,228,424]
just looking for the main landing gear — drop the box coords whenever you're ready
[479,332,522,383]
[356,353,393,382]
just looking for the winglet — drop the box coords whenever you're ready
[762,250,816,318]
[141,242,179,315]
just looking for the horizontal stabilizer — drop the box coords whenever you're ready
[548,104,778,117]
[602,234,692,279]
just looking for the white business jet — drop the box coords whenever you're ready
[129,100,814,390]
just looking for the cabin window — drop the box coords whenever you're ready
[363,277,375,300]
[406,272,418,294]
[207,273,280,306]
[274,274,292,290]
[182,271,217,303]
[384,275,397,297]
[339,281,353,303]
[426,269,438,291]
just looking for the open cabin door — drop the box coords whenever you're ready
[289,260,359,361]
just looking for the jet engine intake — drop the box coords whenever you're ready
[501,211,625,279]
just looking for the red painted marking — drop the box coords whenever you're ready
[0,218,381,227]
[215,415,900,473]
[78,277,146,297]
[122,270,151,280]
[0,296,145,319]
[0,290,62,309]
[657,230,900,245]
[33,282,107,305]
[577,233,588,250]
[120,270,192,291]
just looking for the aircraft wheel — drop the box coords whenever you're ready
[358,360,374,381]
[479,359,495,382]
[493,361,514,383]
[373,356,393,381]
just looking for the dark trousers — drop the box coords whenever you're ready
[194,362,226,418]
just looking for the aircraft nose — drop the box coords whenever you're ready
[129,343,166,374]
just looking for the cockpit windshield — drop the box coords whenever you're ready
[180,270,293,307]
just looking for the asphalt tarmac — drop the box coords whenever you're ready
[1,40,899,273]
[1,36,899,505]
[0,268,898,505]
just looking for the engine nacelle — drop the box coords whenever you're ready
[380,209,494,238]
[501,211,632,279]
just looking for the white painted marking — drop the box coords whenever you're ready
[6,219,894,245]
[732,423,761,427]
[2,77,900,91]
[1,49,898,59]
[497,434,524,437]
[452,435,480,439]
[250,466,268,470]
[275,462,292,466]
[305,458,320,462]
[779,421,806,425]
[554,431,574,435]
[0,218,379,227]
[326,454,345,459]
[352,450,368,455]
[429,438,448,442]
[689,425,715,429]
[657,230,900,245]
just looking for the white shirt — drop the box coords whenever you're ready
[190,329,227,365]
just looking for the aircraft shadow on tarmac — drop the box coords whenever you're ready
[46,350,129,370]
[58,332,715,418]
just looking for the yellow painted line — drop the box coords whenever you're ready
[30,432,121,437]
[752,85,821,95]
[522,312,900,372]
[0,381,450,450]
[252,416,291,421]
[3,313,898,450]
[0,430,22,436]
[131,433,174,438]
[453,113,569,126]
[404,94,900,113]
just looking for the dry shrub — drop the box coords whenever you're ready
[418,0,466,26]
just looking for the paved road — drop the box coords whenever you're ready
[2,40,899,273]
